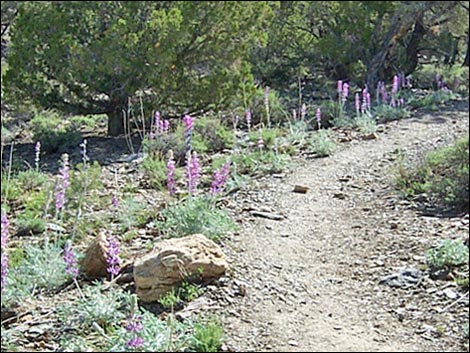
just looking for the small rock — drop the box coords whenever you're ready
[288,340,299,347]
[361,133,378,140]
[442,288,458,300]
[293,185,309,194]
[80,232,109,278]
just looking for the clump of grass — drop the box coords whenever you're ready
[231,149,289,176]
[2,239,69,307]
[354,115,377,134]
[309,129,336,157]
[57,283,133,330]
[373,104,411,122]
[156,197,236,241]
[396,137,469,211]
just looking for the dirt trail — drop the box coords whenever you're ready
[218,104,469,352]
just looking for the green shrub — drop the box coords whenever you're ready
[248,127,284,149]
[231,150,289,176]
[408,89,456,110]
[156,197,236,241]
[397,137,469,210]
[354,114,377,134]
[192,117,235,153]
[309,129,336,157]
[2,240,69,307]
[249,86,289,126]
[189,317,225,353]
[143,132,186,165]
[141,156,168,191]
[57,283,134,330]
[373,104,411,122]
[426,239,469,270]
[31,111,82,153]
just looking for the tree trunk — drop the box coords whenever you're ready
[404,16,426,74]
[366,3,433,92]
[107,108,127,136]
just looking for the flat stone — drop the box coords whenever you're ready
[134,234,228,302]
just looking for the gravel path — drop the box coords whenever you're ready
[215,102,469,352]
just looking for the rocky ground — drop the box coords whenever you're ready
[206,103,469,352]
[1,102,469,352]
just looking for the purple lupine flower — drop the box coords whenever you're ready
[392,75,399,96]
[163,120,170,133]
[63,241,79,278]
[183,114,194,153]
[361,87,368,113]
[210,162,231,194]
[1,212,9,291]
[112,195,120,208]
[246,109,252,130]
[337,80,343,95]
[106,234,121,277]
[355,93,361,114]
[55,154,70,212]
[399,98,405,107]
[316,108,322,126]
[154,111,161,133]
[366,92,371,111]
[166,151,176,196]
[187,151,200,195]
[35,141,41,171]
[342,83,349,103]
[126,314,144,349]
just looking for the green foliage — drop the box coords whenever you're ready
[30,111,82,153]
[157,197,236,241]
[248,127,284,149]
[141,156,168,190]
[16,213,46,236]
[57,283,134,330]
[5,2,273,135]
[106,311,194,352]
[2,240,68,307]
[426,239,469,271]
[189,317,224,353]
[143,132,186,165]
[309,129,336,157]
[373,104,412,122]
[115,198,154,231]
[413,64,469,93]
[397,137,469,210]
[231,150,289,176]
[192,117,235,153]
[408,89,457,110]
[158,282,201,309]
[14,170,49,191]
[249,86,289,126]
[354,114,377,134]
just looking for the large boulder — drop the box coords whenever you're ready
[134,234,228,303]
